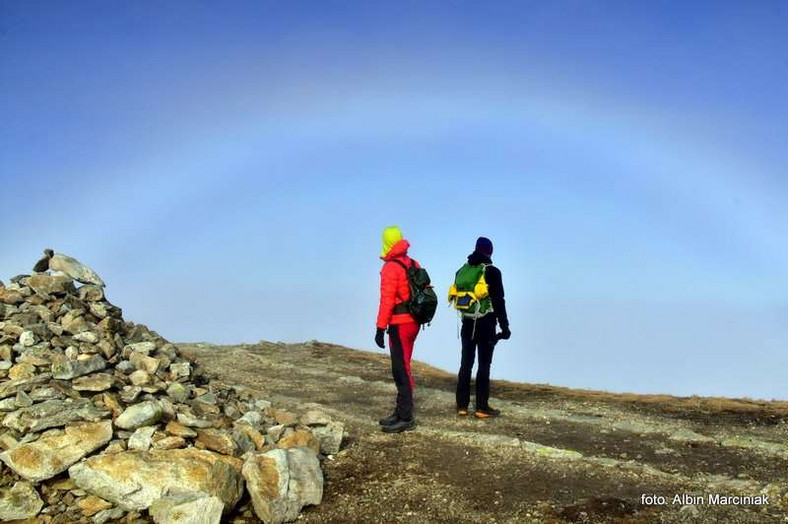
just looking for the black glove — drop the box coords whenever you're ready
[496,328,511,341]
[375,328,386,349]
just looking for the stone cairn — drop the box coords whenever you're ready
[0,251,344,523]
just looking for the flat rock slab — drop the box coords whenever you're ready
[0,420,113,482]
[72,373,115,392]
[68,448,244,511]
[49,253,106,287]
[0,481,44,521]
[2,397,109,433]
[0,373,52,399]
[52,354,107,380]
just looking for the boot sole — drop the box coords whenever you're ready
[381,422,417,433]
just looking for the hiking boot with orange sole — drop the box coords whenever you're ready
[474,407,501,419]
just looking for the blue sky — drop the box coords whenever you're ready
[2,1,786,399]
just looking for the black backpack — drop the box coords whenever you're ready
[392,259,438,325]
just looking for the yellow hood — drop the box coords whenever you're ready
[381,226,403,257]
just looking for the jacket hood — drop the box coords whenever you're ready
[381,226,404,257]
[467,251,492,266]
[382,239,410,260]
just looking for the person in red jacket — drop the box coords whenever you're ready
[375,226,420,433]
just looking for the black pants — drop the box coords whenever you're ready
[456,314,497,410]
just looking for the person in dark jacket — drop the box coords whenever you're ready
[455,236,510,418]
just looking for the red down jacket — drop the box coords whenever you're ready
[376,239,420,329]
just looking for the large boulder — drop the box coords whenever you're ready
[48,253,106,287]
[0,481,44,521]
[68,448,244,512]
[0,421,113,482]
[242,447,323,524]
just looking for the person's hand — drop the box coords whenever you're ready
[497,328,511,341]
[375,328,386,349]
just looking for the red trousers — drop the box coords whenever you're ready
[387,322,419,420]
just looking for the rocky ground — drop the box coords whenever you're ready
[3,251,786,523]
[181,340,788,523]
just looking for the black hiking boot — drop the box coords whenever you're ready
[474,406,501,419]
[378,413,399,426]
[382,418,416,433]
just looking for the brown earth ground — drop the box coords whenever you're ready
[180,341,788,523]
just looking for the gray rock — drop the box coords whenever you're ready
[150,492,224,523]
[125,341,156,355]
[128,425,157,451]
[73,331,100,343]
[129,369,151,386]
[15,390,33,408]
[89,301,122,320]
[300,410,333,426]
[267,424,286,443]
[28,386,63,401]
[52,354,107,380]
[177,412,213,428]
[235,410,263,429]
[2,398,109,433]
[311,422,344,455]
[115,401,163,430]
[130,352,160,374]
[116,360,135,374]
[60,311,89,334]
[92,507,125,524]
[120,385,143,403]
[68,448,244,512]
[169,361,191,379]
[166,382,190,403]
[242,447,323,524]
[0,421,113,482]
[0,481,44,521]
[115,360,137,375]
[19,330,36,347]
[48,253,106,287]
[78,284,105,302]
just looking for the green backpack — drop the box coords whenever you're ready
[391,259,438,325]
[448,263,493,319]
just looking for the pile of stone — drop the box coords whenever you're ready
[0,251,344,523]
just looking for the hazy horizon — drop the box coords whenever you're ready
[2,1,786,400]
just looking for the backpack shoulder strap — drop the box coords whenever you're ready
[390,258,412,270]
